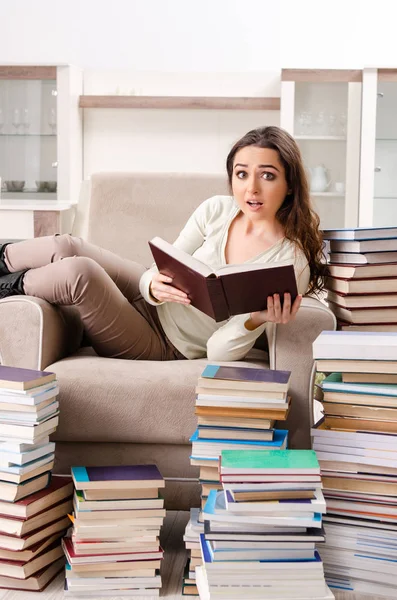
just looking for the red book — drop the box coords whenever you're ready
[63,537,163,564]
[149,236,298,322]
[0,476,73,519]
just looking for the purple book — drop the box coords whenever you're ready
[201,365,291,385]
[71,465,165,489]
[0,365,56,391]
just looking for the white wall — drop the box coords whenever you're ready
[282,0,397,69]
[0,0,281,71]
[1,0,397,186]
[1,0,396,72]
[83,70,280,176]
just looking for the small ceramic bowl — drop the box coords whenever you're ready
[4,180,25,192]
[46,181,57,192]
[36,180,57,192]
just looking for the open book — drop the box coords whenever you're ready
[149,237,298,322]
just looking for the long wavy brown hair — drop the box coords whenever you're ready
[226,126,327,295]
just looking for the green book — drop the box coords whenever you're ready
[220,449,320,474]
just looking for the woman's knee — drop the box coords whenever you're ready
[61,256,102,284]
[52,234,81,260]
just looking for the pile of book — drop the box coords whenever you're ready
[312,329,397,597]
[63,464,165,597]
[0,364,72,592]
[196,449,334,600]
[183,364,291,596]
[322,225,397,332]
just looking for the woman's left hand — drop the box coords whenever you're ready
[248,293,302,329]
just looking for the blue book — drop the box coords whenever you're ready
[322,373,397,397]
[203,490,323,528]
[190,428,288,447]
[200,533,322,565]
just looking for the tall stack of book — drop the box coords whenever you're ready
[183,365,291,596]
[0,364,72,592]
[312,330,397,597]
[64,464,165,597]
[196,449,334,600]
[322,225,397,332]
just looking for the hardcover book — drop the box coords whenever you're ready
[220,449,320,474]
[322,226,397,240]
[149,236,298,322]
[0,366,56,392]
[71,465,165,490]
[199,365,291,392]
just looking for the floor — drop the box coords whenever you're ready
[0,512,389,599]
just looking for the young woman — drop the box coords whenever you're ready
[0,126,325,362]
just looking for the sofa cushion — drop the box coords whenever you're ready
[49,348,269,445]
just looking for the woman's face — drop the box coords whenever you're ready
[231,145,289,221]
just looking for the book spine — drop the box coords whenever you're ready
[206,278,229,322]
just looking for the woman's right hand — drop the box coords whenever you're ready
[149,272,191,305]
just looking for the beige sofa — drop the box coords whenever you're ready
[0,173,336,509]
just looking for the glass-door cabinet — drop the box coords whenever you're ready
[360,68,397,227]
[280,69,362,229]
[0,65,82,205]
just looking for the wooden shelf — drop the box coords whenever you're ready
[79,95,280,110]
[281,69,362,83]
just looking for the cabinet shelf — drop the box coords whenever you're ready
[310,192,345,197]
[295,135,346,141]
[0,133,56,137]
[79,95,280,110]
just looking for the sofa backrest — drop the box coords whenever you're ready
[86,172,229,266]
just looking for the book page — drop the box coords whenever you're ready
[216,259,293,276]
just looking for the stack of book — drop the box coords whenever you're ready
[0,364,72,592]
[64,465,165,597]
[196,449,334,600]
[312,329,397,597]
[322,225,397,332]
[183,364,291,596]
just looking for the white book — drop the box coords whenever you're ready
[0,385,59,404]
[196,398,288,409]
[326,576,397,597]
[197,567,333,600]
[321,374,397,397]
[0,453,54,475]
[315,450,397,469]
[0,442,55,466]
[0,416,58,441]
[311,424,397,450]
[223,482,322,492]
[0,401,59,423]
[197,394,286,404]
[313,330,397,361]
[328,251,397,264]
[323,226,397,240]
[224,488,326,514]
[0,436,51,452]
[313,442,397,462]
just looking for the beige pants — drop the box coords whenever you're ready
[4,235,182,361]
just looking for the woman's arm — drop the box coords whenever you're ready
[139,197,217,304]
[207,254,310,362]
[206,314,267,362]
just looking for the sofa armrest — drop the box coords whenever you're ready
[0,297,83,370]
[267,297,336,450]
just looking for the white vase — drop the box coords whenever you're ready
[309,165,331,193]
